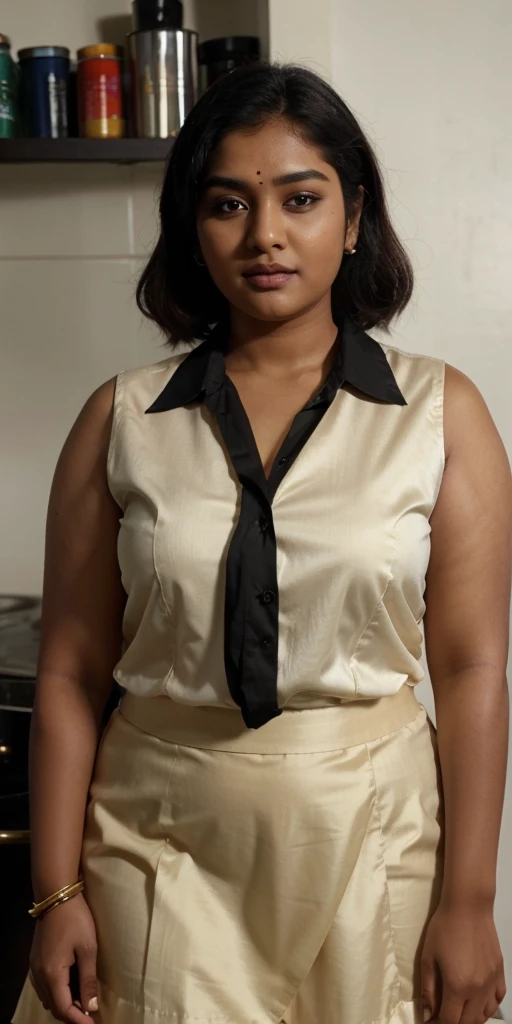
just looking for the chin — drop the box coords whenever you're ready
[237,295,310,323]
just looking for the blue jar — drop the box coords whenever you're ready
[18,46,70,137]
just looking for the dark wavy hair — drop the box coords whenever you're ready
[136,61,414,344]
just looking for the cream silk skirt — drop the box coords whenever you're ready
[13,683,486,1024]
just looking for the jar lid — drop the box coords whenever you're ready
[18,46,70,60]
[198,36,260,65]
[0,33,11,48]
[132,0,183,31]
[77,43,124,60]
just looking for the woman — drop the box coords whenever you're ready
[13,62,510,1024]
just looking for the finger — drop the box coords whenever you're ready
[483,997,501,1021]
[459,995,489,1024]
[39,986,53,1014]
[437,989,465,1024]
[29,966,50,1010]
[29,972,52,1013]
[495,976,507,1004]
[47,974,76,1022]
[68,1004,96,1024]
[420,955,438,1020]
[431,960,445,1021]
[75,941,99,1016]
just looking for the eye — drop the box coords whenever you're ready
[212,197,247,215]
[286,193,320,209]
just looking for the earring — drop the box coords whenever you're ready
[194,251,206,267]
[344,247,357,255]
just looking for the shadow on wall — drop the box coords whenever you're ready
[96,15,132,48]
[192,0,269,54]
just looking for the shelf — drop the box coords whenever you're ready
[0,137,174,164]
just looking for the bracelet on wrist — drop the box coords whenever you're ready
[28,877,85,919]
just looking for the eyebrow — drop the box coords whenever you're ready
[201,169,331,192]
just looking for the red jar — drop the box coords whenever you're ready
[77,43,124,138]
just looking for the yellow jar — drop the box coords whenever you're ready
[77,43,125,139]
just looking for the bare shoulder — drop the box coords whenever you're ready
[54,376,117,487]
[442,361,509,469]
[70,376,117,440]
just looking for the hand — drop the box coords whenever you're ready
[420,901,506,1023]
[29,893,99,1023]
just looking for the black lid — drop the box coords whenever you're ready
[132,0,183,31]
[198,36,260,65]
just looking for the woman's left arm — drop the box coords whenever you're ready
[422,363,512,1024]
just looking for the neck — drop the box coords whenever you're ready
[223,298,340,378]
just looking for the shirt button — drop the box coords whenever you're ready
[278,456,288,465]
[259,517,268,532]
[262,637,273,647]
[261,590,275,604]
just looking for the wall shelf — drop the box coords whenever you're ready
[0,138,173,164]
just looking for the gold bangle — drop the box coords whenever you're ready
[29,879,84,919]
[28,878,84,919]
[37,888,84,920]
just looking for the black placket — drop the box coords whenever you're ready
[204,376,337,730]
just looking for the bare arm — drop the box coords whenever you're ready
[30,377,126,903]
[423,364,511,910]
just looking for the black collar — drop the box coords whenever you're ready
[145,311,407,414]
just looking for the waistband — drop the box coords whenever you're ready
[119,684,425,754]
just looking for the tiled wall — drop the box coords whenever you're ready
[0,0,268,594]
[0,161,167,593]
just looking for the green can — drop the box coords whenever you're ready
[0,34,17,138]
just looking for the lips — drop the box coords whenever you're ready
[242,264,298,290]
[243,264,296,277]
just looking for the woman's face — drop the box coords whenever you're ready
[195,118,363,324]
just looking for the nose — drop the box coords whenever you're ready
[244,198,286,254]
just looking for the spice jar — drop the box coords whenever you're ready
[0,34,17,138]
[18,46,70,138]
[77,44,124,139]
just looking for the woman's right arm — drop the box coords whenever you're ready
[28,376,127,1023]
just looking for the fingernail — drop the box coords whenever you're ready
[88,996,99,1012]
[423,1009,431,1023]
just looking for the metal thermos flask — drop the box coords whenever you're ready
[128,28,198,138]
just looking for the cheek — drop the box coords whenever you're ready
[199,237,240,299]
[198,217,234,255]
[296,210,344,272]
[296,200,344,239]
[196,222,235,284]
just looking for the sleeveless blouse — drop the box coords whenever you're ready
[106,313,445,729]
